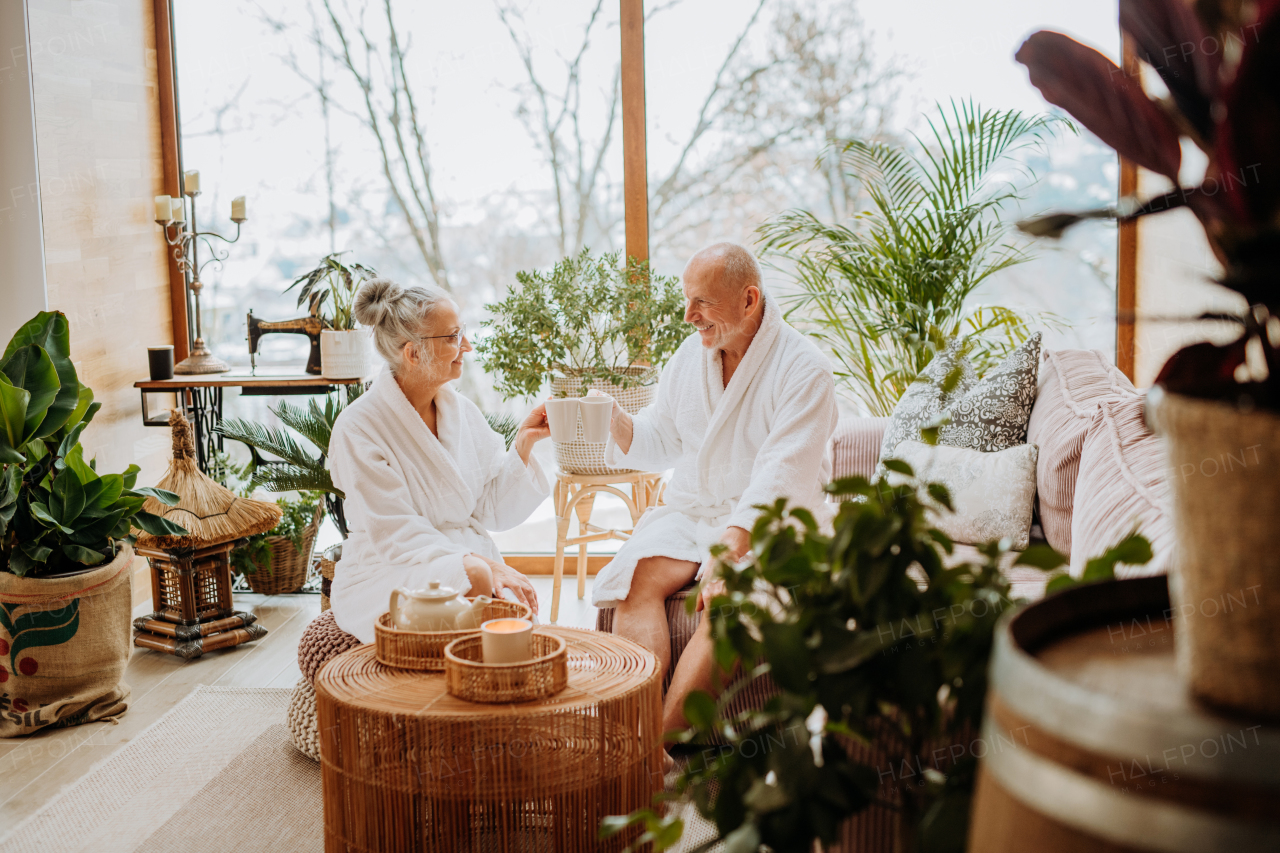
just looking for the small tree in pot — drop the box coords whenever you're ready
[1013,0,1280,717]
[476,249,687,474]
[0,312,186,735]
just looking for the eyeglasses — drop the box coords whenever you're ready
[421,324,467,348]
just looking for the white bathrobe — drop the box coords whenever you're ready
[592,292,838,608]
[328,371,549,643]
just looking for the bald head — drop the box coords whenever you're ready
[683,242,762,295]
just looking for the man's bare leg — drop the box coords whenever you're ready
[662,610,719,733]
[611,556,699,681]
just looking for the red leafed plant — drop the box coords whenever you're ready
[1016,0,1280,408]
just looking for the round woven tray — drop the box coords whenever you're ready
[444,632,567,703]
[374,598,532,671]
[315,628,662,853]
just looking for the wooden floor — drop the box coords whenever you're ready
[0,575,599,835]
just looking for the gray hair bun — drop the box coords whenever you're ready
[353,278,403,328]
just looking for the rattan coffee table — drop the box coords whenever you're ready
[315,626,663,853]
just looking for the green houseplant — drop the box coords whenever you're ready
[605,467,1149,853]
[759,100,1066,416]
[0,312,185,735]
[287,252,379,380]
[1013,0,1280,717]
[476,249,686,474]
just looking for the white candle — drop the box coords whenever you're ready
[170,198,185,222]
[154,195,171,222]
[230,195,246,222]
[183,170,200,194]
[480,618,533,664]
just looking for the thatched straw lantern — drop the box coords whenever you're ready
[133,411,283,659]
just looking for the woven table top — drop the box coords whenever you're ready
[316,626,659,719]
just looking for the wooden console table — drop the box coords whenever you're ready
[134,373,367,474]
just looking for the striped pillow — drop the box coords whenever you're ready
[1070,396,1173,578]
[830,416,890,483]
[1026,350,1137,556]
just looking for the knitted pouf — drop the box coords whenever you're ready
[297,609,361,683]
[287,676,320,761]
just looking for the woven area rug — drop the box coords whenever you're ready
[1,684,723,853]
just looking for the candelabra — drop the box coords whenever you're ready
[155,171,247,375]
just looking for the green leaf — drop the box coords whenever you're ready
[92,473,124,509]
[1014,543,1068,571]
[0,345,60,439]
[53,467,87,523]
[927,482,953,511]
[761,621,811,693]
[128,486,181,506]
[3,311,70,362]
[132,510,189,537]
[61,543,106,566]
[30,501,74,534]
[722,823,761,853]
[8,598,80,669]
[1082,531,1153,582]
[683,690,717,731]
[122,463,140,491]
[0,373,32,451]
[1045,573,1077,595]
[882,458,913,476]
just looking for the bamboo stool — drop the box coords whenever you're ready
[315,627,663,853]
[551,470,664,622]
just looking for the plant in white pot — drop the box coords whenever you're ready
[287,253,378,380]
[0,312,186,735]
[1015,0,1280,717]
[476,249,686,474]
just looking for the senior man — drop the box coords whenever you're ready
[593,242,838,734]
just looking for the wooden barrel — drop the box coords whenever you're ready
[968,576,1280,852]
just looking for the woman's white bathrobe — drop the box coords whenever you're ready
[592,292,838,608]
[328,371,549,643]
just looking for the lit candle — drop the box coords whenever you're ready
[170,198,185,222]
[230,195,246,222]
[154,195,171,222]
[480,618,533,664]
[183,170,200,194]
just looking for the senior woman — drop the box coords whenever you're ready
[326,278,550,644]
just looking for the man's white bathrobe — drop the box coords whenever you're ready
[328,371,549,643]
[592,293,838,608]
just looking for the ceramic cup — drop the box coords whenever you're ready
[544,398,580,443]
[481,618,533,664]
[577,397,613,444]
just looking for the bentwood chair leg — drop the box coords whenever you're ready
[551,481,571,623]
[574,491,597,601]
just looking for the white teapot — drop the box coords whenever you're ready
[389,581,491,632]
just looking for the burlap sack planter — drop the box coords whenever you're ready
[550,367,657,475]
[0,544,134,737]
[1146,388,1280,718]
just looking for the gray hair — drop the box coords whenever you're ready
[353,277,449,375]
[685,242,762,293]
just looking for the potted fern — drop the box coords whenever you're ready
[287,253,378,380]
[476,249,686,474]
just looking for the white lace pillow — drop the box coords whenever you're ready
[886,440,1039,549]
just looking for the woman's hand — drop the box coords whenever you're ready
[464,554,538,615]
[514,402,551,464]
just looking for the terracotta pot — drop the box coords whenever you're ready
[1146,387,1280,718]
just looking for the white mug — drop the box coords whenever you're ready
[544,398,580,443]
[577,397,613,443]
[481,618,533,664]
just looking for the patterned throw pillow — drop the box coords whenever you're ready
[937,333,1042,452]
[877,339,977,470]
[889,440,1039,549]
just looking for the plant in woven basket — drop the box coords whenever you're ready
[230,491,323,577]
[0,312,186,577]
[286,252,378,331]
[476,249,686,399]
[605,465,1151,853]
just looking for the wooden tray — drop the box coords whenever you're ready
[374,598,532,671]
[443,632,568,704]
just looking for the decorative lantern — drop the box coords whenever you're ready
[132,411,282,658]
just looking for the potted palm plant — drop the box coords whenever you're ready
[287,253,378,380]
[0,312,185,735]
[758,100,1063,415]
[1013,0,1280,718]
[476,249,686,474]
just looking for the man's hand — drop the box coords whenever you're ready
[695,526,751,612]
[696,577,726,612]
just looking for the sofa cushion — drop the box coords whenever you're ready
[1026,350,1138,556]
[937,333,1042,452]
[1070,396,1172,578]
[878,339,977,471]
[830,415,890,482]
[889,440,1039,550]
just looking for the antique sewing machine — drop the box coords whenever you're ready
[246,309,325,375]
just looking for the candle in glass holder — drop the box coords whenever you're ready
[170,198,185,222]
[481,618,533,664]
[183,170,200,194]
[231,195,247,222]
[154,195,171,222]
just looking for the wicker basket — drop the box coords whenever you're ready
[444,632,568,703]
[551,367,657,475]
[374,598,533,671]
[243,503,323,596]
